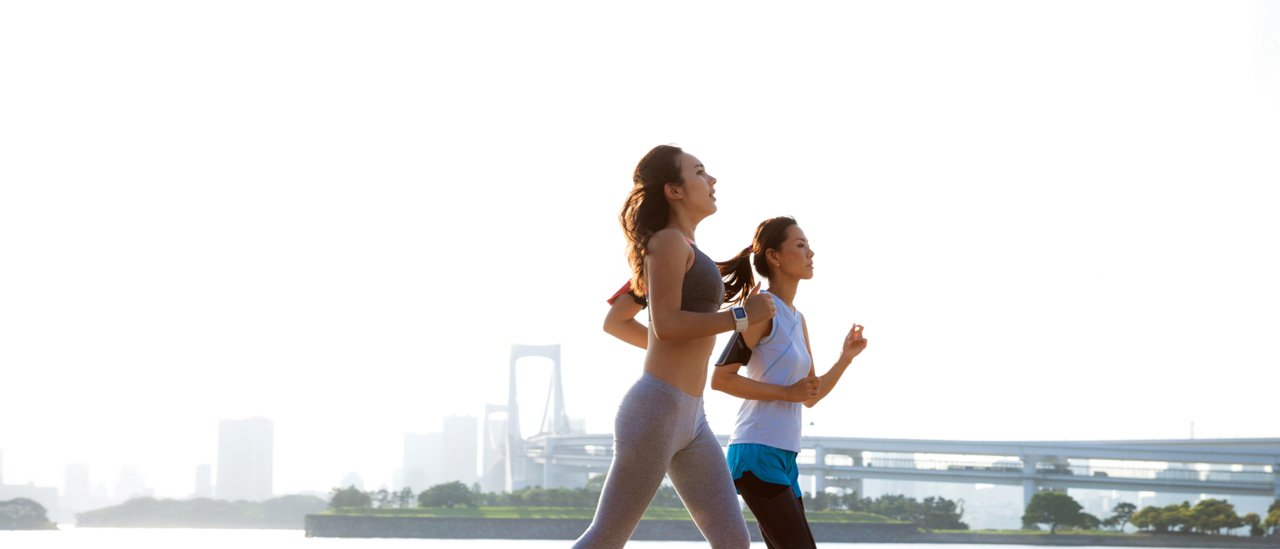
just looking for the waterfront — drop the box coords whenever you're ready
[3,527,809,548]
[3,527,1273,549]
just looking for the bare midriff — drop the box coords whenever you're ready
[643,332,718,398]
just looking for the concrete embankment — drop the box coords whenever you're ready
[305,515,1280,547]
[304,514,917,542]
[912,532,1279,548]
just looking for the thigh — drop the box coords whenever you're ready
[573,385,681,548]
[573,446,670,549]
[666,424,750,549]
[735,472,815,549]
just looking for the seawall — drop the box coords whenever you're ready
[303,515,917,542]
[304,515,1279,547]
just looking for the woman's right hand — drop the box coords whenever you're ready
[743,282,776,326]
[785,375,821,402]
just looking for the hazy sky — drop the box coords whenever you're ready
[2,1,1278,500]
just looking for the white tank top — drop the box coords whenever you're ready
[727,292,812,452]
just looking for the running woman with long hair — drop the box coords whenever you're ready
[710,216,867,548]
[574,145,774,548]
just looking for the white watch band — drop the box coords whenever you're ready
[732,306,749,333]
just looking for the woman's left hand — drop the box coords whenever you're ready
[839,323,867,364]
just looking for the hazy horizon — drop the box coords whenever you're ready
[3,0,1278,503]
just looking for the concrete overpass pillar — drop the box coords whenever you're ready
[1273,464,1279,499]
[814,446,827,494]
[543,438,556,489]
[848,451,865,498]
[1022,456,1039,511]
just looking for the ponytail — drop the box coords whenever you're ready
[717,246,755,306]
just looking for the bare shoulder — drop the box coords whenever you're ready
[647,229,693,256]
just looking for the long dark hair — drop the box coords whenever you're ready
[718,216,799,305]
[620,145,685,298]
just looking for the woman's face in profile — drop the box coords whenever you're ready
[673,152,717,217]
[771,225,815,280]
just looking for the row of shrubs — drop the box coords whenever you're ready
[328,479,967,529]
[1022,491,1280,537]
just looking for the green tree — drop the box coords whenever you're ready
[1104,502,1136,532]
[372,488,391,509]
[1131,505,1166,533]
[1163,502,1193,533]
[1265,507,1280,535]
[648,485,683,509]
[870,494,921,522]
[328,486,371,510]
[585,473,607,493]
[841,491,868,512]
[418,481,475,508]
[1189,499,1240,535]
[1022,491,1084,534]
[809,491,840,511]
[0,498,55,530]
[919,496,968,530]
[1242,512,1264,537]
[1075,512,1102,531]
[396,487,414,509]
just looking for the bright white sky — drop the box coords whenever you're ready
[2,1,1278,500]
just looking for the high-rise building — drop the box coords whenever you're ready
[402,416,480,493]
[114,466,151,502]
[480,407,508,494]
[216,417,274,502]
[63,464,93,512]
[442,415,479,486]
[194,464,213,498]
[402,432,442,492]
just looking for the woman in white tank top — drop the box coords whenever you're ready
[710,216,868,549]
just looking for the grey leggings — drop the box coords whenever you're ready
[573,373,750,548]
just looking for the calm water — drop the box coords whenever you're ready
[0,528,1168,549]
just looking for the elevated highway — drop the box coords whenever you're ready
[490,344,1279,509]
[524,434,1280,508]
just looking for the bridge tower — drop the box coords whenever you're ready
[505,344,569,491]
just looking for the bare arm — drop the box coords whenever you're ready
[603,293,648,349]
[711,295,820,402]
[802,317,866,408]
[711,361,817,402]
[646,229,774,341]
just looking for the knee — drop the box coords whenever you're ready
[722,532,751,549]
[712,523,751,549]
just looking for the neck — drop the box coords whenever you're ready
[766,276,799,307]
[666,209,701,244]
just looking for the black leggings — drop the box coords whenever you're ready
[734,471,816,549]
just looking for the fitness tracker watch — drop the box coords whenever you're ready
[731,305,748,333]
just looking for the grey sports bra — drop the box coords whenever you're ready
[681,244,725,313]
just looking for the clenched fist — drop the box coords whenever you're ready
[744,282,776,326]
[786,375,821,402]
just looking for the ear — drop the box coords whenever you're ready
[663,183,684,201]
